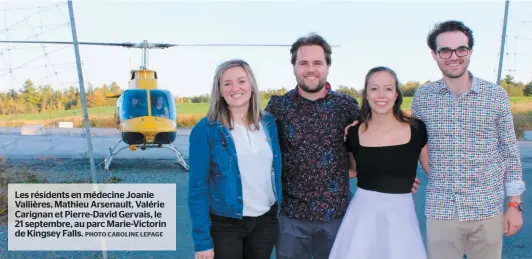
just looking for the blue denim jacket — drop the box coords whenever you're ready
[187,111,282,252]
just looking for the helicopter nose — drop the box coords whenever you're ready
[146,136,155,143]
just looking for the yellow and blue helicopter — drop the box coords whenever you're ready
[0,39,292,171]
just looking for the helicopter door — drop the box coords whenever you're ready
[120,89,149,121]
[149,89,176,121]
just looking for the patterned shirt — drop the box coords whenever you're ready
[411,72,526,222]
[265,85,360,221]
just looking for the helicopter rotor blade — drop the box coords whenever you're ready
[0,41,294,48]
[155,43,293,47]
[156,43,341,48]
[0,40,137,47]
[0,40,340,49]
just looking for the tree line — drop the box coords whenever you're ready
[399,74,532,97]
[1,74,531,116]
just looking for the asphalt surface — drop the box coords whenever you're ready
[0,129,531,258]
[0,127,191,161]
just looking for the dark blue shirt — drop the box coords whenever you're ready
[265,85,360,221]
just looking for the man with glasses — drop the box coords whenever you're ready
[411,20,525,259]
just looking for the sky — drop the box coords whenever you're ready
[0,0,531,98]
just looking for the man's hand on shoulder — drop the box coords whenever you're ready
[349,169,357,179]
[264,94,281,115]
[411,178,420,194]
[344,120,359,142]
[195,249,214,259]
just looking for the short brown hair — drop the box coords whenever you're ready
[290,32,332,66]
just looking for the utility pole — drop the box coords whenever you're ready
[497,0,510,85]
[67,1,107,258]
[67,0,97,184]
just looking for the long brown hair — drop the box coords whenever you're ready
[358,66,411,131]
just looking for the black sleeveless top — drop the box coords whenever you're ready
[346,118,427,194]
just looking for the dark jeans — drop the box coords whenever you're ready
[210,203,278,259]
[275,212,343,259]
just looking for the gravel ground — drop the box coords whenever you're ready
[1,153,531,259]
[0,158,194,259]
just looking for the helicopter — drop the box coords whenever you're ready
[101,42,187,171]
[0,39,293,171]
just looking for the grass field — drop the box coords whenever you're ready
[3,97,532,138]
[3,96,532,121]
[0,101,269,121]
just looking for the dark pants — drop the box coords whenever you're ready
[210,203,278,259]
[275,213,343,259]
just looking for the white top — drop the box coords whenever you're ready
[231,122,276,217]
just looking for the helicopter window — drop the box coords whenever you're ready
[150,90,176,121]
[120,90,149,120]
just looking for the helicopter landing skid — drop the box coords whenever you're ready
[104,140,189,172]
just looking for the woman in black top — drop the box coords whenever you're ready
[329,66,429,259]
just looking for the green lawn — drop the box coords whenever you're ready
[0,100,269,120]
[2,96,532,121]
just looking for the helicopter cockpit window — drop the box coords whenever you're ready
[150,90,176,121]
[120,90,149,120]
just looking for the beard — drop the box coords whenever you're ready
[299,83,325,93]
[297,78,326,93]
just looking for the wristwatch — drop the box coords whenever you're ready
[508,202,523,212]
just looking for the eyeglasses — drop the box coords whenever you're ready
[437,47,470,59]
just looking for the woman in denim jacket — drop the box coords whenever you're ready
[188,59,282,259]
